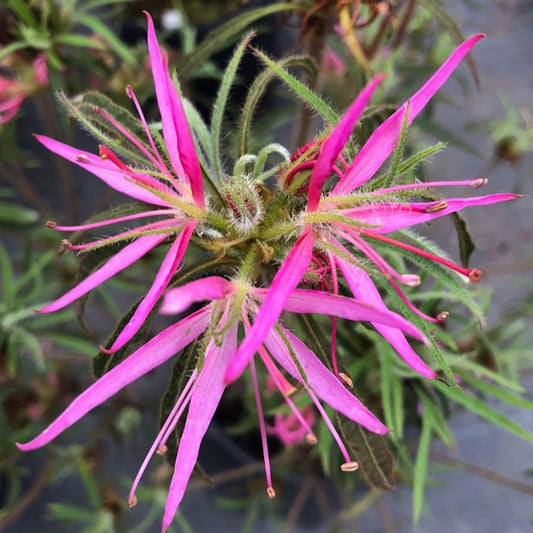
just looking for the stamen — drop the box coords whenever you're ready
[45,209,174,232]
[368,178,489,195]
[436,311,449,321]
[156,444,168,455]
[306,433,318,445]
[75,154,90,163]
[340,461,360,472]
[250,358,274,495]
[128,370,198,504]
[339,372,353,388]
[128,495,138,507]
[361,229,480,282]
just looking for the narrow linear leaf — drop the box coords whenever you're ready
[412,403,433,526]
[211,32,255,182]
[253,47,339,126]
[177,3,302,80]
[238,55,316,156]
[434,381,533,444]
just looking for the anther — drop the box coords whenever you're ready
[425,200,448,213]
[125,85,134,98]
[339,372,353,389]
[436,311,449,321]
[468,268,483,283]
[75,154,90,163]
[156,444,168,455]
[128,495,138,507]
[93,105,102,115]
[267,487,276,499]
[46,220,56,228]
[401,274,421,287]
[61,239,74,250]
[472,178,488,189]
[340,461,360,472]
[306,433,318,445]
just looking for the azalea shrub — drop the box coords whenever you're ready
[2,2,533,532]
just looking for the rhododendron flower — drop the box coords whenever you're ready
[18,275,430,531]
[37,13,205,352]
[226,34,521,384]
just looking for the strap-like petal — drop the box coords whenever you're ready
[39,233,169,313]
[109,222,196,352]
[224,228,315,384]
[334,34,484,195]
[17,308,210,451]
[35,135,171,207]
[265,328,388,434]
[340,193,520,234]
[335,251,435,378]
[145,13,205,207]
[307,74,386,211]
[162,323,238,531]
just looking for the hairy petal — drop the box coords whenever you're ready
[109,222,196,352]
[17,308,211,451]
[35,135,171,207]
[265,328,388,434]
[334,34,484,194]
[341,193,520,234]
[163,323,237,531]
[39,233,170,313]
[307,74,386,210]
[224,228,315,384]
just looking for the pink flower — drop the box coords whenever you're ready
[37,13,205,352]
[225,34,521,384]
[18,274,430,530]
[323,48,346,77]
[0,77,25,124]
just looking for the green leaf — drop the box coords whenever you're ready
[337,414,396,490]
[451,212,475,267]
[237,55,316,156]
[78,14,137,65]
[252,47,339,126]
[211,32,255,182]
[8,0,38,27]
[412,399,433,526]
[54,33,107,51]
[176,3,301,80]
[434,381,533,444]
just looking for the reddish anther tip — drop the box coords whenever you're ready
[267,487,276,499]
[125,85,134,98]
[468,268,483,283]
[98,344,113,355]
[61,239,74,250]
[306,434,318,445]
[128,495,138,507]
[156,444,168,455]
[75,154,90,163]
[93,105,102,115]
[46,220,57,228]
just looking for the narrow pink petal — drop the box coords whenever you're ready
[162,322,238,531]
[108,222,196,352]
[145,13,205,208]
[333,34,484,195]
[35,135,171,207]
[161,276,236,315]
[39,233,169,313]
[265,328,388,434]
[273,289,427,343]
[307,74,386,211]
[335,252,435,378]
[224,228,316,384]
[340,193,520,234]
[17,308,211,451]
